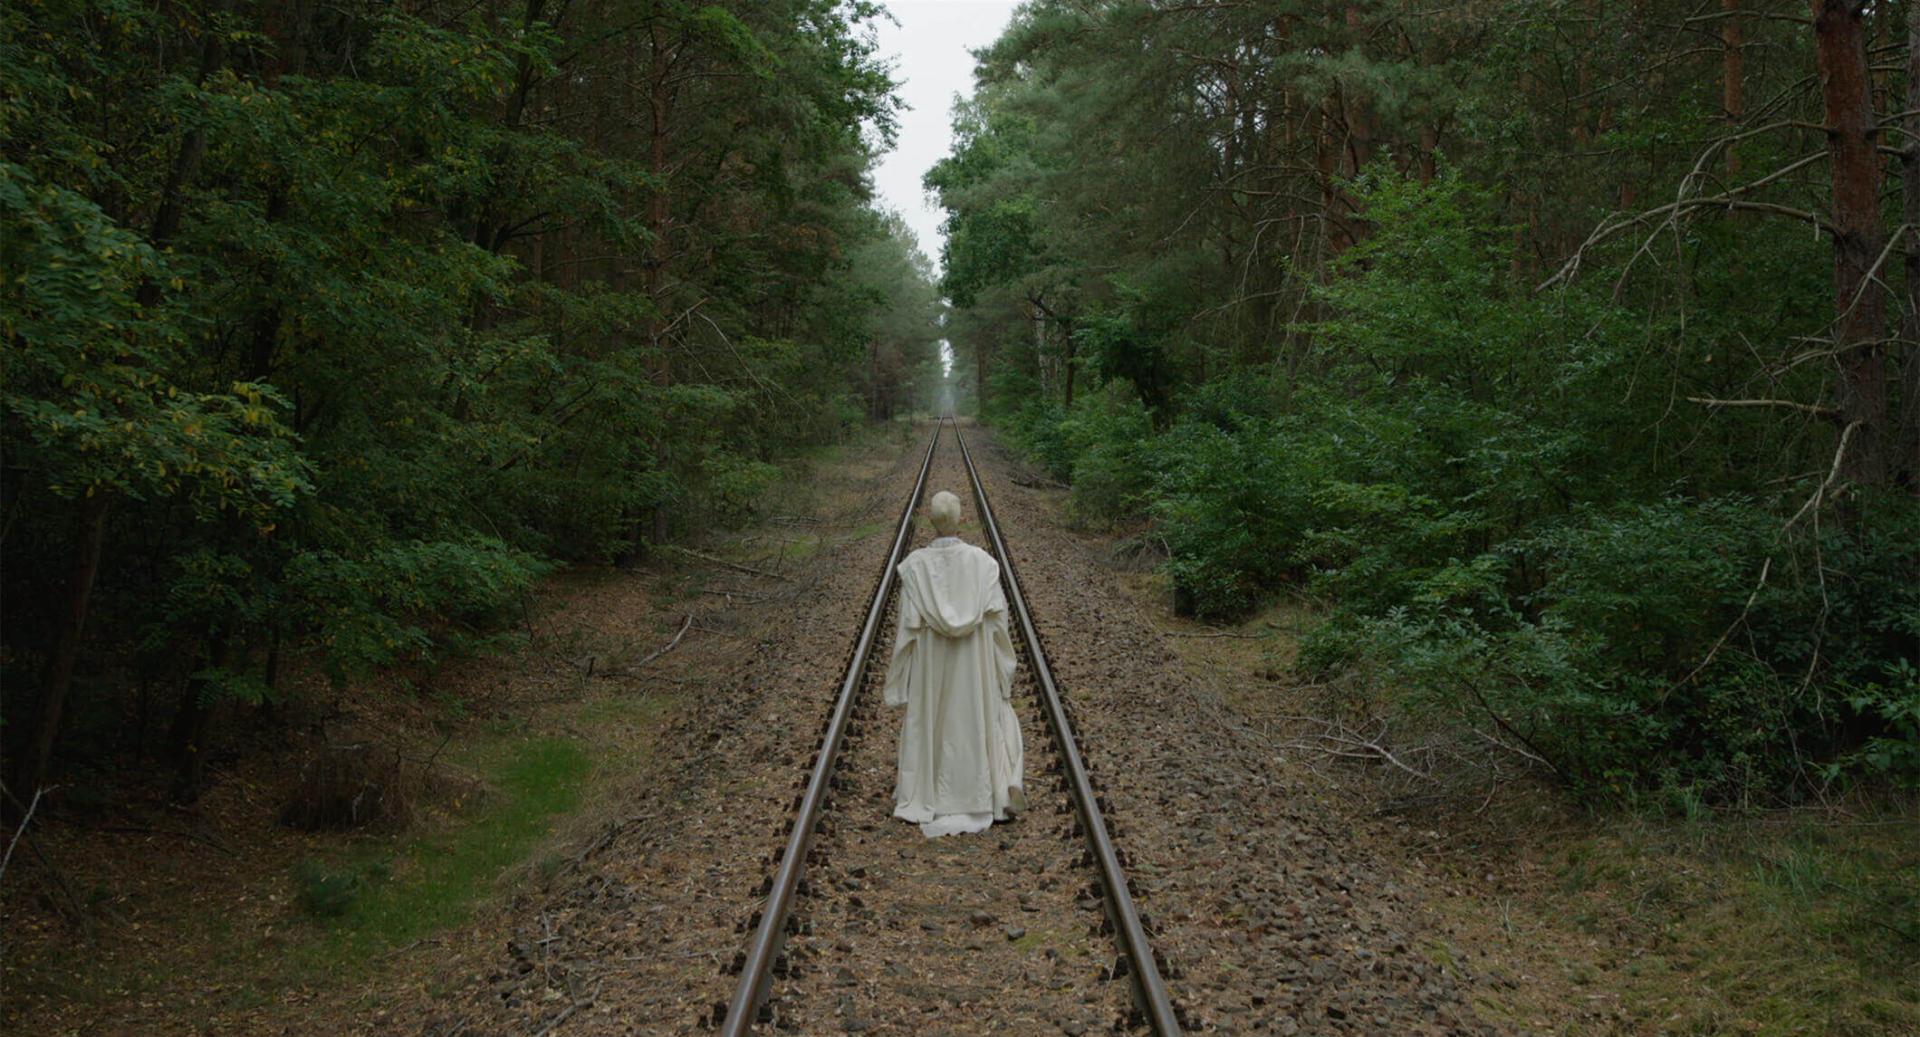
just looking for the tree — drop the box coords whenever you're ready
[930,0,1920,796]
[0,0,932,801]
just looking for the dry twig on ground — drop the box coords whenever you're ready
[664,545,790,581]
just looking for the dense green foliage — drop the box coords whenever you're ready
[1,0,939,797]
[933,1,1920,799]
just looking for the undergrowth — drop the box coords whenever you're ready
[1459,804,1920,1036]
[287,736,591,979]
[992,174,1920,805]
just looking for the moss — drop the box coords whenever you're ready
[285,736,592,981]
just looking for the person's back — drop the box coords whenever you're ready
[882,491,1025,837]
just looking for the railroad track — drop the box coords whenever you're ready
[714,419,1182,1035]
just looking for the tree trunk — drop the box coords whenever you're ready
[1342,8,1374,174]
[1812,0,1890,487]
[977,340,989,414]
[1032,299,1049,400]
[645,19,673,386]
[1900,10,1920,492]
[1315,99,1348,256]
[1723,0,1744,176]
[1062,327,1076,411]
[169,635,231,804]
[17,493,110,798]
[642,16,675,554]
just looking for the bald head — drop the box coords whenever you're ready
[928,491,963,535]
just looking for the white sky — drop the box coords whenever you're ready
[869,1,1022,272]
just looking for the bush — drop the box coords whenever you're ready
[1058,385,1156,526]
[985,171,1920,800]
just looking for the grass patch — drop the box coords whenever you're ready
[1456,803,1920,1036]
[287,735,591,980]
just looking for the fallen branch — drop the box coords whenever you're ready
[595,613,694,679]
[1155,626,1266,640]
[571,820,621,867]
[1280,717,1436,782]
[1462,680,1571,786]
[1305,731,1433,782]
[90,824,238,857]
[1011,475,1069,490]
[1,784,51,887]
[0,782,86,922]
[663,545,789,581]
[637,613,693,668]
[532,978,602,1037]
[697,587,770,602]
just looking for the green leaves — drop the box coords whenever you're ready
[1,161,312,517]
[1,0,933,765]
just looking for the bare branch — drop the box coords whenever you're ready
[1686,396,1841,419]
[1786,420,1862,530]
[0,785,53,888]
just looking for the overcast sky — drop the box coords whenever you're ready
[869,1,1022,272]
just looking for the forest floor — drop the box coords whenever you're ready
[3,420,1913,1037]
[0,420,926,1036]
[1104,547,1920,1034]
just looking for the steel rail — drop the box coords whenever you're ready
[717,425,939,1036]
[953,421,1184,1036]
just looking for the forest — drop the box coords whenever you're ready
[2,0,943,804]
[2,1,1917,1033]
[1,0,1914,834]
[930,0,1920,801]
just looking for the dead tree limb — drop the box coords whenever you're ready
[635,613,693,669]
[1786,419,1862,529]
[596,613,694,679]
[1686,396,1842,419]
[663,545,790,581]
[0,784,51,887]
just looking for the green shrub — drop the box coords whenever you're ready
[1059,385,1155,526]
[985,171,1920,800]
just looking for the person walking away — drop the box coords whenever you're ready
[882,490,1025,837]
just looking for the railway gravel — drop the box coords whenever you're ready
[761,433,1137,1035]
[387,432,934,1037]
[372,422,1504,1037]
[955,432,1503,1037]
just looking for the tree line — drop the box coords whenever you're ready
[1,0,941,803]
[930,0,1919,798]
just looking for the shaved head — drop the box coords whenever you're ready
[928,490,962,534]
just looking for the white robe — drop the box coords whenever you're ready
[883,536,1025,837]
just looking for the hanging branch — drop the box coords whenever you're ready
[1785,420,1862,530]
[0,785,53,888]
[1539,147,1832,292]
[1685,396,1842,419]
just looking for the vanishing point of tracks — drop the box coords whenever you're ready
[714,420,1183,1035]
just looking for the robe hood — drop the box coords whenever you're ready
[897,541,1003,638]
